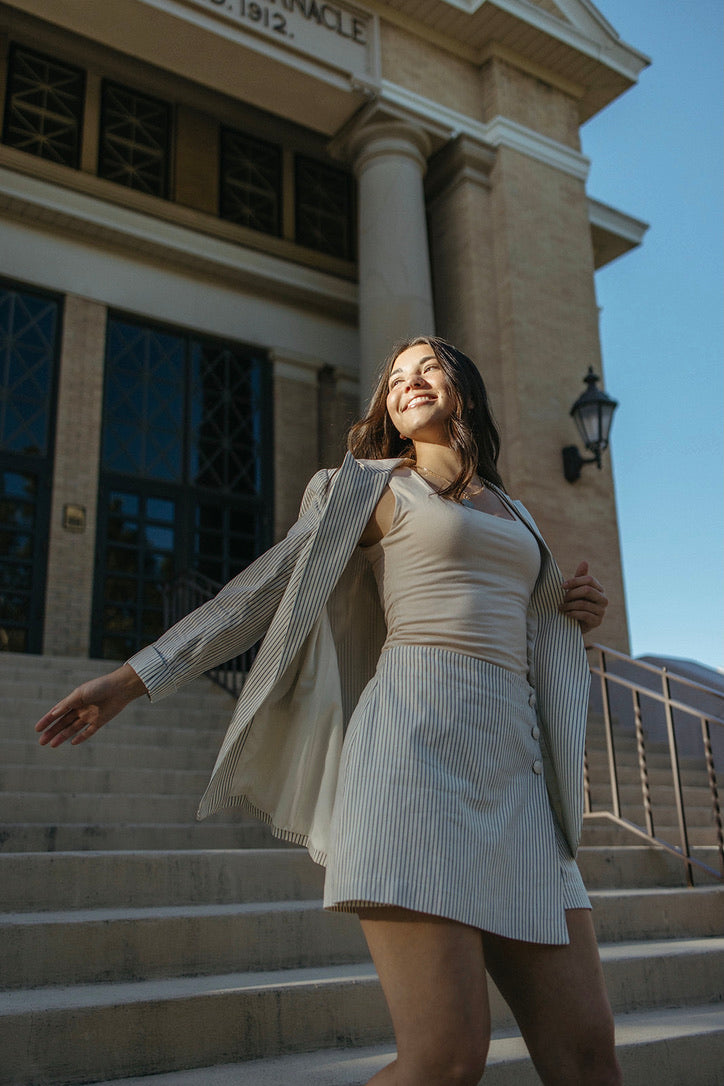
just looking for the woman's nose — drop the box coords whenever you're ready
[405,373,425,390]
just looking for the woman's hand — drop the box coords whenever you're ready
[34,663,148,748]
[560,561,608,634]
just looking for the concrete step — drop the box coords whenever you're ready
[577,844,723,888]
[1,940,722,1086]
[4,690,231,723]
[8,732,702,771]
[0,737,219,771]
[83,1004,724,1086]
[0,963,389,1086]
[0,821,292,853]
[3,887,722,989]
[2,845,720,914]
[580,818,722,849]
[585,731,704,762]
[589,885,724,942]
[585,762,709,786]
[5,786,719,827]
[0,849,323,911]
[585,800,719,826]
[586,782,717,809]
[11,764,717,806]
[6,711,228,748]
[0,901,368,988]
[0,764,212,796]
[0,791,227,823]
[2,677,232,712]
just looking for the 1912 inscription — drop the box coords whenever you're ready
[207,0,367,46]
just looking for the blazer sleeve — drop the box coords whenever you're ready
[127,469,332,701]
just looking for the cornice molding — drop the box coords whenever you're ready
[588,197,648,245]
[378,80,590,181]
[484,115,589,180]
[588,195,648,268]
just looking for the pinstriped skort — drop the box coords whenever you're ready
[323,645,590,945]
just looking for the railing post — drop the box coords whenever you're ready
[701,716,724,878]
[662,668,694,886]
[632,688,655,837]
[599,648,621,819]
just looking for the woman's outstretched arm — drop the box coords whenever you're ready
[34,663,147,748]
[33,467,333,747]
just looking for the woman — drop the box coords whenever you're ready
[36,337,618,1085]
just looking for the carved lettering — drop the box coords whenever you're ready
[190,0,369,53]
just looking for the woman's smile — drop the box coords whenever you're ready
[404,393,437,411]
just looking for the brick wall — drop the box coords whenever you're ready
[43,296,107,655]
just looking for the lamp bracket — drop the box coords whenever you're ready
[562,445,600,483]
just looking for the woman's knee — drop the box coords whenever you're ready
[399,1038,489,1086]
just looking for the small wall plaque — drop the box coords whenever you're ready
[63,504,86,533]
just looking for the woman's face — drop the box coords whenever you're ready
[385,343,455,442]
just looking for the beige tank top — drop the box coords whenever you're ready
[364,470,541,678]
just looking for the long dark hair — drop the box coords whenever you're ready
[347,336,504,500]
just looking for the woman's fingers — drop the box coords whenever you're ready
[560,563,608,632]
[35,688,96,747]
[34,666,147,749]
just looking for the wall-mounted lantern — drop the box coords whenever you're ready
[562,367,618,483]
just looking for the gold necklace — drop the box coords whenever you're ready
[415,465,485,506]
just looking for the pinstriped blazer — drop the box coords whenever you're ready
[129,453,590,864]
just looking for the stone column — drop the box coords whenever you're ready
[425,135,508,477]
[43,296,107,656]
[348,120,436,402]
[270,350,320,540]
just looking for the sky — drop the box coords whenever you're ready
[579,0,723,671]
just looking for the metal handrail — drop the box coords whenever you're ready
[162,571,257,698]
[587,642,724,704]
[585,643,724,885]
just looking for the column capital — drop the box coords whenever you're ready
[347,119,432,177]
[329,100,447,175]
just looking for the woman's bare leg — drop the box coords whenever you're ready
[358,907,491,1086]
[482,909,621,1086]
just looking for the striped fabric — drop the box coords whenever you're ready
[324,646,589,945]
[128,453,590,866]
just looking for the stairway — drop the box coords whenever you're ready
[1,651,723,1086]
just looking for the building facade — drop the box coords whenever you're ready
[0,0,647,660]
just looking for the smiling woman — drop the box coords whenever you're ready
[34,334,614,1086]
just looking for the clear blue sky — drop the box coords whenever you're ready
[581,0,723,671]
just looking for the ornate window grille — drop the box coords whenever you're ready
[219,126,282,236]
[2,44,84,167]
[295,154,355,260]
[0,282,61,652]
[98,81,171,197]
[95,316,271,659]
